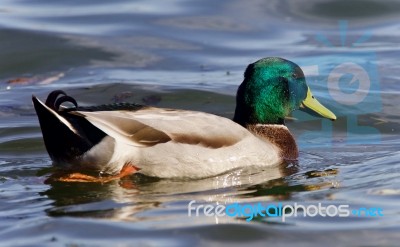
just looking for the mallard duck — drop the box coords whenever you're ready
[32,57,336,182]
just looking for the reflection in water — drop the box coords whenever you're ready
[41,162,339,222]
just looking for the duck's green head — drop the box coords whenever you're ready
[233,57,336,126]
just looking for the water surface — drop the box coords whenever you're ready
[1,0,400,246]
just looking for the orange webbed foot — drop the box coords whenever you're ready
[45,163,140,183]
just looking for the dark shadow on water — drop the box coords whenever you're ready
[0,29,115,79]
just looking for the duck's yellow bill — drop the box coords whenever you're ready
[300,87,336,121]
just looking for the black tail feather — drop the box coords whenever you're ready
[45,90,67,109]
[33,91,106,164]
[44,90,78,112]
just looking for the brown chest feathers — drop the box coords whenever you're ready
[247,124,298,160]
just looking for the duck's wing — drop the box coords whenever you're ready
[73,107,249,148]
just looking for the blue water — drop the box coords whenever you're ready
[1,0,400,246]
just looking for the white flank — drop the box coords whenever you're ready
[76,108,283,178]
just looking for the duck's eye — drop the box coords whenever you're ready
[292,73,297,78]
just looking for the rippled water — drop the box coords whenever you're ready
[1,0,400,246]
